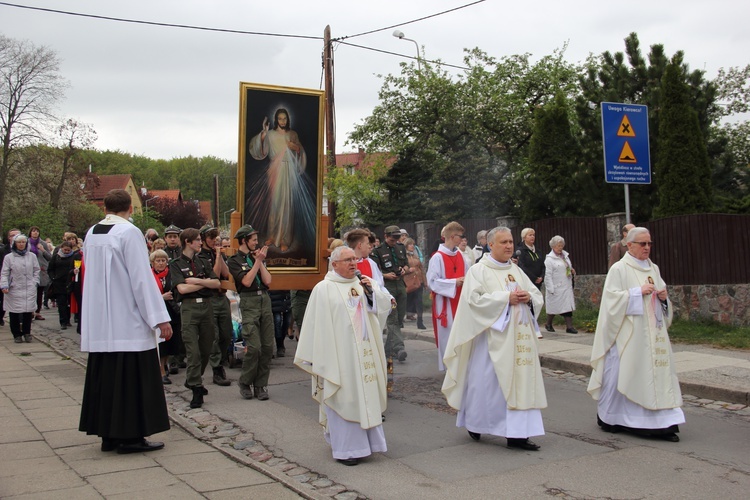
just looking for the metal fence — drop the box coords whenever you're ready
[369,214,750,285]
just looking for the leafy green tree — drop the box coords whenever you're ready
[327,154,390,231]
[654,56,713,217]
[574,33,717,220]
[514,92,585,220]
[4,203,68,241]
[349,47,579,221]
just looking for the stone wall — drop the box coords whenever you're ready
[573,275,750,326]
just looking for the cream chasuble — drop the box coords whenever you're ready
[294,271,391,430]
[442,255,547,411]
[588,254,683,411]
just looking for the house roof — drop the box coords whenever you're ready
[335,151,397,172]
[198,201,212,222]
[86,174,133,200]
[148,189,182,202]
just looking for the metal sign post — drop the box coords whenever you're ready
[601,102,651,223]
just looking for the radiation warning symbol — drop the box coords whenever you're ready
[619,141,637,163]
[617,115,636,137]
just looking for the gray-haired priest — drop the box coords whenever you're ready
[588,227,684,442]
[294,246,392,466]
[441,226,547,451]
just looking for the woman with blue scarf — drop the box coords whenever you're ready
[0,234,40,343]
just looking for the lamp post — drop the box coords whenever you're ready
[223,208,235,228]
[392,29,421,71]
[144,195,159,212]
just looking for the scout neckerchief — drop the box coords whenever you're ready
[244,251,262,289]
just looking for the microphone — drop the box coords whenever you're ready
[355,270,373,296]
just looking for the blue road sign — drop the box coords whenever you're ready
[601,102,651,184]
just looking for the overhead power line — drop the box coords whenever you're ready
[337,41,470,71]
[0,1,322,40]
[337,0,485,41]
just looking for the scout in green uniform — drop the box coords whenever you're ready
[170,228,221,408]
[370,225,411,361]
[164,225,183,262]
[227,225,274,401]
[198,224,233,387]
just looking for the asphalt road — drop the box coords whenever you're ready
[176,336,750,499]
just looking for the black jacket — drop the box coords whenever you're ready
[516,243,545,289]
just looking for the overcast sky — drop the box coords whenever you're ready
[2,0,748,161]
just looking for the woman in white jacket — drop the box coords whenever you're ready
[0,234,40,343]
[544,235,577,333]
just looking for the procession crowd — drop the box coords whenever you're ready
[0,191,683,464]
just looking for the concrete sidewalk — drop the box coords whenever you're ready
[404,312,750,406]
[0,331,306,499]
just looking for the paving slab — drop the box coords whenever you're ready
[42,428,99,449]
[0,424,43,443]
[67,453,162,477]
[28,414,80,432]
[204,482,304,500]
[0,440,56,461]
[155,451,233,474]
[105,482,206,500]
[4,484,103,500]
[0,469,87,497]
[0,455,70,478]
[85,467,182,496]
[14,396,79,410]
[177,466,275,493]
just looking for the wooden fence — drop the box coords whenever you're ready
[369,214,750,286]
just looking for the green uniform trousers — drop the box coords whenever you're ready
[239,292,274,388]
[209,295,233,368]
[180,298,215,388]
[384,279,406,357]
[290,289,311,329]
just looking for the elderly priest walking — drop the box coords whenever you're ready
[294,246,392,466]
[79,189,173,454]
[588,227,685,442]
[441,226,547,451]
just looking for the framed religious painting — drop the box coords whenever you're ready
[237,82,325,274]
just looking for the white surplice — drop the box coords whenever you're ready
[294,271,391,459]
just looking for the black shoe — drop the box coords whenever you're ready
[168,363,179,375]
[117,439,165,454]
[65,323,74,327]
[101,438,119,452]
[337,458,359,466]
[417,322,427,330]
[545,324,554,332]
[189,387,204,408]
[397,350,407,362]
[184,383,208,395]
[507,438,540,451]
[276,348,285,358]
[660,433,680,442]
[60,325,68,330]
[254,386,269,401]
[14,336,23,343]
[23,334,32,343]
[239,383,254,400]
[399,323,405,328]
[468,431,481,441]
[382,414,386,422]
[212,367,231,386]
[178,360,187,369]
[162,375,172,385]
[566,327,578,334]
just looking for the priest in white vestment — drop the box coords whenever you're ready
[587,227,685,442]
[294,246,392,466]
[427,221,469,372]
[442,227,547,451]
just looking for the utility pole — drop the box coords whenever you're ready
[324,25,337,236]
[212,174,220,226]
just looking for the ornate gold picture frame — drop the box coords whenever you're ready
[237,82,325,274]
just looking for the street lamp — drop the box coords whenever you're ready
[393,29,421,71]
[223,208,235,228]
[144,195,160,211]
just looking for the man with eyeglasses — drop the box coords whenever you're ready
[427,221,469,372]
[589,227,685,442]
[294,246,391,466]
[608,223,635,269]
